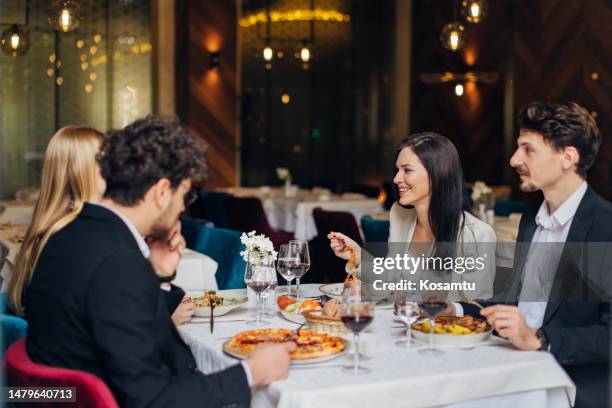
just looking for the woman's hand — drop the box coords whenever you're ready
[171,296,194,326]
[327,231,361,266]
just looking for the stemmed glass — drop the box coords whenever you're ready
[244,251,275,326]
[394,291,418,348]
[260,263,278,318]
[277,244,296,296]
[288,240,310,300]
[417,293,448,356]
[341,294,375,375]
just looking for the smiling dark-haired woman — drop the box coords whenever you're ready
[329,132,497,300]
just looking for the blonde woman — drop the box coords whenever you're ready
[8,126,106,316]
[8,126,194,325]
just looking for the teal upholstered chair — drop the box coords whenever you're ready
[494,199,526,216]
[361,215,390,243]
[192,227,246,290]
[1,294,28,354]
[180,215,214,250]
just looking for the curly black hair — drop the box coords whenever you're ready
[519,101,601,178]
[97,115,206,205]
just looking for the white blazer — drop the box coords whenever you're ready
[386,203,497,300]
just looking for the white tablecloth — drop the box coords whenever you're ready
[173,248,219,291]
[178,285,575,408]
[221,187,383,241]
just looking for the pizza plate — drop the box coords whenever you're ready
[222,338,347,365]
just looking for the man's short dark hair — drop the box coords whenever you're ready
[519,101,601,178]
[98,115,206,205]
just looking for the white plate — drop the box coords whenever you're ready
[319,283,344,300]
[187,292,248,317]
[411,325,492,345]
[279,309,306,324]
[223,340,346,365]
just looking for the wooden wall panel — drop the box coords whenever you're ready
[176,0,238,188]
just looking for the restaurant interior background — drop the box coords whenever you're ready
[1,0,611,202]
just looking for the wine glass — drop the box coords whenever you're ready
[277,244,296,296]
[417,292,448,356]
[244,251,274,326]
[288,240,310,300]
[341,295,375,375]
[394,291,418,348]
[260,262,278,318]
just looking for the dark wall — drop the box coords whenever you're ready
[176,0,238,188]
[411,0,612,201]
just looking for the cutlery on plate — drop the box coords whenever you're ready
[458,290,484,309]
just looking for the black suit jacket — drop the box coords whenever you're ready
[463,186,612,408]
[25,204,250,407]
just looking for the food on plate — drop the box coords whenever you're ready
[191,290,224,308]
[224,328,346,360]
[412,315,489,335]
[276,295,297,311]
[321,299,342,319]
[281,298,322,314]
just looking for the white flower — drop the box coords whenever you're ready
[276,167,291,182]
[471,181,492,204]
[239,230,278,261]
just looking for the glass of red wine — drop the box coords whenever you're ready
[341,295,375,375]
[244,251,275,326]
[417,293,448,356]
[288,240,310,300]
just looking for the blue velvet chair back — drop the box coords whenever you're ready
[494,199,526,216]
[198,191,232,229]
[180,216,213,250]
[361,215,390,243]
[192,226,246,290]
[1,294,28,354]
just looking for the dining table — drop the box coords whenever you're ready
[221,187,383,241]
[178,284,575,408]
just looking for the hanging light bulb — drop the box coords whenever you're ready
[440,22,466,51]
[454,83,465,97]
[48,0,81,32]
[1,25,30,57]
[299,45,311,62]
[262,45,273,61]
[461,0,488,24]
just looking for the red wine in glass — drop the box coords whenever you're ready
[247,280,270,294]
[418,301,446,319]
[341,314,373,334]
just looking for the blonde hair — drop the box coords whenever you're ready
[8,126,105,316]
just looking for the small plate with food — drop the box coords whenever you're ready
[223,328,346,365]
[411,316,492,345]
[277,295,322,324]
[188,290,248,318]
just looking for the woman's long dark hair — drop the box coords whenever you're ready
[395,132,466,246]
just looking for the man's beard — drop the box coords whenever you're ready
[149,206,177,241]
[519,181,538,192]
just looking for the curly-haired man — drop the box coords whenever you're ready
[25,116,294,407]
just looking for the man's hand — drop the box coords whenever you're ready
[480,305,541,350]
[148,221,186,278]
[171,296,194,326]
[246,342,296,387]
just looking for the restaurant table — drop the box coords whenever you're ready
[173,248,219,291]
[179,284,575,408]
[221,187,383,241]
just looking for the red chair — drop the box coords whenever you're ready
[225,196,293,249]
[4,338,118,408]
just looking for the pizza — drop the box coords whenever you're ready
[223,328,346,360]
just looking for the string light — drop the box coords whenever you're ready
[454,83,464,96]
[299,45,311,62]
[240,9,350,27]
[263,46,273,61]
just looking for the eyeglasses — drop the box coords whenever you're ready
[184,189,198,206]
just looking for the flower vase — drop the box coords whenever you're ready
[478,203,486,221]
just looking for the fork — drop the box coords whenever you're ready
[458,290,484,309]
